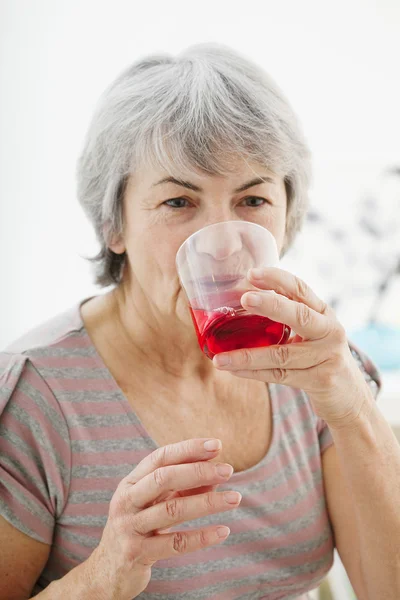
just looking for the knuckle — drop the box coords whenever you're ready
[165,498,183,520]
[194,461,207,481]
[137,554,157,568]
[132,513,147,536]
[317,364,338,388]
[297,303,312,328]
[333,323,347,343]
[151,445,169,468]
[330,342,344,360]
[109,488,130,518]
[321,301,331,316]
[173,532,188,553]
[186,439,196,456]
[153,467,166,489]
[272,368,287,383]
[331,349,346,371]
[199,529,208,547]
[204,492,216,511]
[294,276,309,301]
[240,347,253,366]
[324,371,338,388]
[270,293,281,314]
[107,510,124,534]
[274,344,290,367]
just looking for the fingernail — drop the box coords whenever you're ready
[250,268,264,279]
[224,491,242,504]
[216,526,230,538]
[216,463,234,478]
[213,354,231,367]
[204,439,222,451]
[245,293,261,307]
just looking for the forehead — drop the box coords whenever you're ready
[129,159,283,193]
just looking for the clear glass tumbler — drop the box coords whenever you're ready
[176,220,291,359]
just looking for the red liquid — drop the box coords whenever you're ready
[190,304,291,360]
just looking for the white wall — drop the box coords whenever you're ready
[1,0,399,348]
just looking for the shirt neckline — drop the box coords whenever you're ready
[75,298,280,479]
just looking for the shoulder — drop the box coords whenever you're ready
[1,301,95,382]
[4,304,86,356]
[0,314,76,488]
[0,350,70,449]
[0,302,91,426]
[0,352,73,542]
[0,347,72,520]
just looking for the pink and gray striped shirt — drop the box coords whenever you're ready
[0,302,381,599]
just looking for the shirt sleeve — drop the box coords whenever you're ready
[0,352,71,544]
[317,341,382,454]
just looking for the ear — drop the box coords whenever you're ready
[108,237,126,254]
[103,223,126,254]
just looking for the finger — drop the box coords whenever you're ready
[248,267,330,315]
[138,525,231,566]
[151,484,219,509]
[132,490,242,535]
[153,526,172,534]
[230,366,321,391]
[130,461,233,509]
[213,340,327,371]
[175,484,219,498]
[241,290,334,341]
[122,438,222,486]
[154,485,219,528]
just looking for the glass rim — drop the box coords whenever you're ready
[175,220,276,266]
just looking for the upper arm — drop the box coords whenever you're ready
[322,444,368,600]
[0,516,50,599]
[0,353,71,597]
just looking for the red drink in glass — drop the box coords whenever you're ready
[177,221,289,359]
[189,293,290,359]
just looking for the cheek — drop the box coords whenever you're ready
[125,228,182,280]
[258,210,286,251]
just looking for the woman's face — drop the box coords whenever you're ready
[111,159,287,323]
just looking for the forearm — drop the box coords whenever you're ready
[31,554,111,600]
[330,397,400,598]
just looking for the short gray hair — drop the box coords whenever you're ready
[76,43,312,287]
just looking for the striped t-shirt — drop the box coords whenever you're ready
[0,302,381,599]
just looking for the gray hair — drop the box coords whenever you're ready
[76,43,312,287]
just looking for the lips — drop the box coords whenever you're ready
[194,275,244,289]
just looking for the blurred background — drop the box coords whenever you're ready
[1,1,399,597]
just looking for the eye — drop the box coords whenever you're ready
[240,196,270,207]
[163,196,270,209]
[163,197,192,208]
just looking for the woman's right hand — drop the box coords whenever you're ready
[85,438,242,600]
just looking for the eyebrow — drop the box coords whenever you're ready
[152,175,276,194]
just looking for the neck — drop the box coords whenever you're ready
[85,280,217,384]
[81,282,269,411]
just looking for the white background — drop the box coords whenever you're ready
[1,0,399,348]
[1,5,399,596]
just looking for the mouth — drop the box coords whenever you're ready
[193,275,244,290]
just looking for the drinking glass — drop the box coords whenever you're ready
[176,220,291,359]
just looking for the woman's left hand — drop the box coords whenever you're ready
[213,267,375,428]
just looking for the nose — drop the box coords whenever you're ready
[194,226,243,260]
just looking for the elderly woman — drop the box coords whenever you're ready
[0,43,399,600]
